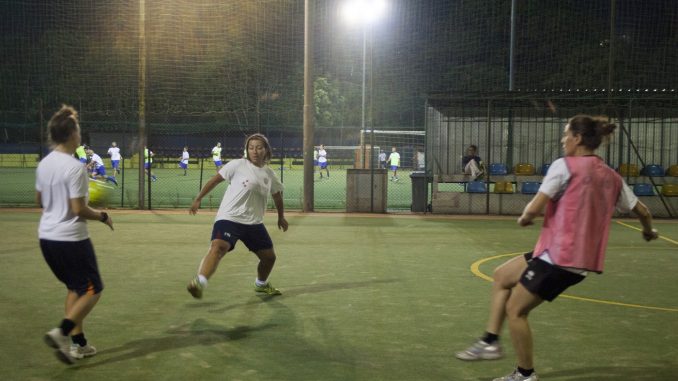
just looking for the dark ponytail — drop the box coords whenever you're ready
[567,114,616,150]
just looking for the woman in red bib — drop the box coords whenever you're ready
[455,115,658,381]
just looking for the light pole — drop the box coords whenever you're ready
[342,0,386,168]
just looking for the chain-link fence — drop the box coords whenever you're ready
[425,92,678,217]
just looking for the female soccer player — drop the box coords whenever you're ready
[212,142,223,171]
[455,115,658,381]
[179,146,190,176]
[317,144,329,178]
[186,133,288,298]
[386,146,400,181]
[37,105,114,364]
[107,141,121,176]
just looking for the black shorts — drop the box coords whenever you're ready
[40,239,104,296]
[211,220,273,253]
[520,251,585,302]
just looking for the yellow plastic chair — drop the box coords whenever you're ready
[493,181,514,194]
[661,184,678,197]
[667,165,678,177]
[514,163,535,176]
[618,163,640,177]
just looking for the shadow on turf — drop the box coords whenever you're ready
[75,319,276,369]
[534,366,676,380]
[206,278,400,314]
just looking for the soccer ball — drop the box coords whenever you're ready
[88,179,113,207]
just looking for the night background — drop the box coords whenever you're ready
[0,0,676,145]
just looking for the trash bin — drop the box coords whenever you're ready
[410,171,431,212]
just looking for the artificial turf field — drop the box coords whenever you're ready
[0,211,676,381]
[0,166,420,211]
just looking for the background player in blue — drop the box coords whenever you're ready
[386,146,400,181]
[107,142,121,176]
[179,146,189,176]
[187,133,288,298]
[317,144,329,178]
[86,148,117,185]
[212,142,223,171]
[37,105,114,365]
[144,146,157,181]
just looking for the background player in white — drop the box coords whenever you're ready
[179,146,190,176]
[37,105,114,365]
[317,144,329,178]
[107,142,121,176]
[454,115,658,381]
[386,146,400,181]
[378,150,387,169]
[212,142,223,171]
[187,133,288,298]
[86,148,117,185]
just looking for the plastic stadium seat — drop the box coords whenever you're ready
[618,163,640,177]
[661,184,678,196]
[521,182,540,195]
[467,181,487,193]
[514,163,535,176]
[633,183,654,196]
[540,164,551,176]
[493,181,514,194]
[667,164,678,177]
[488,163,508,176]
[640,164,665,177]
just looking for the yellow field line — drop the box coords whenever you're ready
[470,252,678,313]
[615,220,678,246]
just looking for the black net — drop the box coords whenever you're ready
[1,0,677,211]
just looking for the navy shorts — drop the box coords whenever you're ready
[520,252,585,302]
[111,160,120,169]
[179,162,188,169]
[211,220,273,253]
[319,162,328,169]
[40,239,104,296]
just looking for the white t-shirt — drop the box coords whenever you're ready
[318,149,327,164]
[107,146,121,160]
[215,158,284,225]
[181,151,190,164]
[36,151,89,241]
[538,157,637,213]
[212,146,222,161]
[91,153,104,168]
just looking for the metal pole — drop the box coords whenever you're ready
[361,26,367,168]
[138,0,146,209]
[302,0,315,212]
[608,0,616,91]
[509,0,516,91]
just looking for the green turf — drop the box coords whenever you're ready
[1,212,676,380]
[0,166,418,211]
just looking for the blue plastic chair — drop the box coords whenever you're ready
[467,181,487,193]
[521,182,541,195]
[633,183,654,196]
[540,164,551,176]
[488,163,508,176]
[641,164,665,177]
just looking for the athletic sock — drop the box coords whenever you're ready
[71,333,87,347]
[59,319,76,336]
[197,274,208,287]
[517,367,534,377]
[481,332,499,344]
[255,278,268,287]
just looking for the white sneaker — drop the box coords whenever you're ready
[70,344,97,359]
[455,340,503,361]
[493,369,539,381]
[44,328,75,365]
